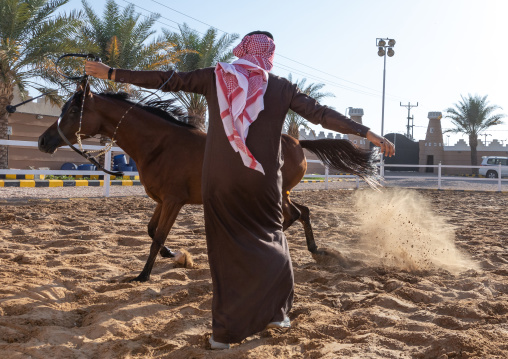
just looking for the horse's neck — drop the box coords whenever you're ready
[95,98,162,162]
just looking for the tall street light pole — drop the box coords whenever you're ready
[376,38,396,137]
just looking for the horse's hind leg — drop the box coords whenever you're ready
[292,201,319,254]
[282,192,301,231]
[132,201,184,282]
[148,203,175,259]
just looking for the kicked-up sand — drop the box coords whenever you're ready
[0,189,507,358]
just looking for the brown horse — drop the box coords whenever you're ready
[38,80,377,282]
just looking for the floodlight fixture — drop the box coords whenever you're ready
[375,37,396,140]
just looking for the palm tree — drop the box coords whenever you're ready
[0,0,81,168]
[164,23,239,130]
[284,74,334,139]
[445,94,505,174]
[77,0,188,167]
[79,0,184,95]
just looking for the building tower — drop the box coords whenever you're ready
[418,111,444,173]
[347,108,370,150]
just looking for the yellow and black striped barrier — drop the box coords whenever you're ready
[300,179,355,183]
[0,179,141,187]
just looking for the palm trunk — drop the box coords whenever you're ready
[0,82,14,169]
[469,133,479,175]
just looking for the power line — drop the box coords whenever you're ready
[148,0,230,34]
[120,0,408,101]
[117,2,180,32]
[120,1,382,99]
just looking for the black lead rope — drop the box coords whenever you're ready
[5,53,122,176]
[55,53,101,80]
[54,54,176,177]
[6,53,100,111]
[6,90,58,113]
[7,53,175,178]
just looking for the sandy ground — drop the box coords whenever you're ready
[0,188,507,358]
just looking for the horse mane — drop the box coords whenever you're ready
[98,92,196,129]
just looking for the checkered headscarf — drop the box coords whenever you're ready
[215,34,276,174]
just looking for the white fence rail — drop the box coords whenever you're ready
[0,139,138,197]
[1,140,506,196]
[307,160,505,192]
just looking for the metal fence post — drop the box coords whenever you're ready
[325,166,329,190]
[498,163,502,192]
[103,151,111,197]
[438,162,442,190]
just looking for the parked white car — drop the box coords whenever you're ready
[479,156,508,178]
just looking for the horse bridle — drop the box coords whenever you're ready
[9,53,176,177]
[55,53,124,176]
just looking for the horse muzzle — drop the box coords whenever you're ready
[38,132,61,154]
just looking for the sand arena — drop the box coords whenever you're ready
[0,188,507,358]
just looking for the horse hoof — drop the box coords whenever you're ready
[129,275,149,283]
[312,248,330,256]
[160,246,176,258]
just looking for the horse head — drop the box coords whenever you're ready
[38,78,100,154]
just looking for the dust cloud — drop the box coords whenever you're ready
[352,189,478,273]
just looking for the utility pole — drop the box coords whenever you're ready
[400,102,418,139]
[480,133,491,145]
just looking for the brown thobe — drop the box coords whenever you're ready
[115,67,369,343]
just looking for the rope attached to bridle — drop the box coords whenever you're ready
[7,53,176,177]
[54,53,124,176]
[54,53,176,177]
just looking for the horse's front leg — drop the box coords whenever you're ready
[147,203,162,239]
[148,203,176,259]
[131,200,184,282]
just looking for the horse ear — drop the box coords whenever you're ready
[85,80,92,97]
[75,78,91,96]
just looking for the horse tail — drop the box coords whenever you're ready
[299,139,381,189]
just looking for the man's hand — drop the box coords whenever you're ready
[366,130,395,157]
[85,60,114,80]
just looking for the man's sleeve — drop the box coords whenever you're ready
[289,85,370,137]
[114,67,212,95]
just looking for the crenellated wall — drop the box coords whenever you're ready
[420,112,508,175]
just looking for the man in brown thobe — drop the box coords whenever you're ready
[86,31,394,349]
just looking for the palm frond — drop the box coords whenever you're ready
[444,94,505,137]
[284,74,335,139]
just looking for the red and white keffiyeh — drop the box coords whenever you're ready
[215,34,276,174]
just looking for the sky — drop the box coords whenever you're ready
[56,0,508,146]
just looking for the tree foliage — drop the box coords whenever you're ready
[163,23,239,130]
[284,74,334,139]
[78,0,184,94]
[445,94,505,172]
[0,0,82,103]
[0,0,82,168]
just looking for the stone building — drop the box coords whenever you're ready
[297,107,370,175]
[419,111,508,175]
[419,112,445,173]
[6,90,100,170]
